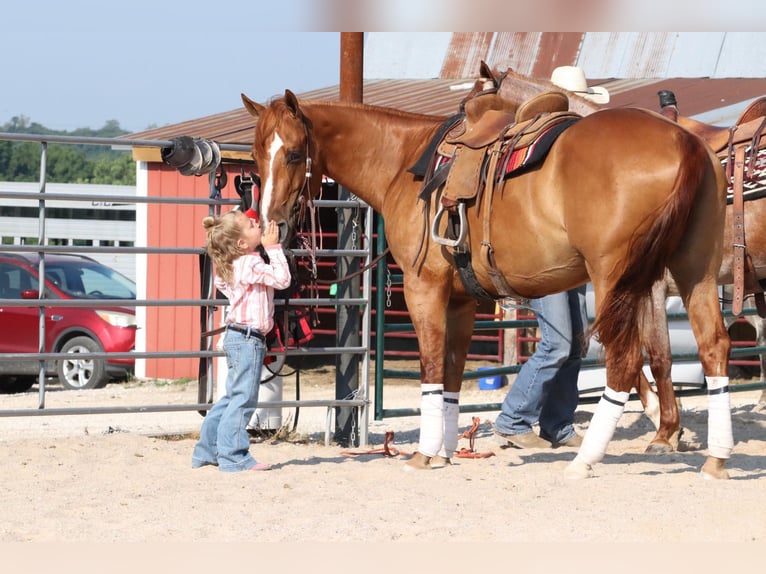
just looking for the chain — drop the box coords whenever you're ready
[349,413,357,446]
[385,266,392,308]
[498,297,531,312]
[342,386,365,446]
[350,193,359,244]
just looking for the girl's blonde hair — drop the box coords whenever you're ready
[202,211,245,285]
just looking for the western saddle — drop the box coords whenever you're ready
[658,90,766,316]
[417,89,579,298]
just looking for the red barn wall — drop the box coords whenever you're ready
[144,163,243,380]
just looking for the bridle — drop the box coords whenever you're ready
[283,108,393,287]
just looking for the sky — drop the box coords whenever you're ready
[1,1,342,133]
[2,0,763,134]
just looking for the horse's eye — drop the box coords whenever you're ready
[286,150,303,165]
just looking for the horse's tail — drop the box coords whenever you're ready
[590,129,713,355]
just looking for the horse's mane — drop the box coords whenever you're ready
[292,97,448,122]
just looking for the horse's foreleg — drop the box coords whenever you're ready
[432,297,477,467]
[405,382,447,471]
[429,389,459,468]
[403,289,474,471]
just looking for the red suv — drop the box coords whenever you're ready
[0,252,137,392]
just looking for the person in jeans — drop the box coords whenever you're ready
[192,210,291,471]
[493,67,606,449]
[494,286,588,448]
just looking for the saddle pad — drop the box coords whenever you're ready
[408,113,464,177]
[501,117,580,178]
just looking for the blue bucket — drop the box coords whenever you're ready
[477,366,504,390]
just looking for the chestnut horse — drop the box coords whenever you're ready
[485,67,766,455]
[241,88,732,479]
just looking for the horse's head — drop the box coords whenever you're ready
[241,89,323,243]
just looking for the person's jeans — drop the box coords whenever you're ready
[192,329,266,472]
[495,286,588,443]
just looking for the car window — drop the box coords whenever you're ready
[47,261,135,299]
[0,262,38,299]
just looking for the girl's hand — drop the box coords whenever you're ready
[261,220,280,247]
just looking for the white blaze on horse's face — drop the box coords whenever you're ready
[260,131,284,226]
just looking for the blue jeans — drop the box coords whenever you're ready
[495,286,587,443]
[192,329,266,472]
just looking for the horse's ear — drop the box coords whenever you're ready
[241,93,265,118]
[284,89,302,115]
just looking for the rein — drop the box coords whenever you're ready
[312,247,392,286]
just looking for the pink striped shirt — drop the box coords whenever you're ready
[215,245,292,334]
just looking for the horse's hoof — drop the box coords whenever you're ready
[563,459,593,480]
[403,452,432,471]
[700,456,730,480]
[644,440,674,454]
[428,455,452,468]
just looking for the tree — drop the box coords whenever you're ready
[0,117,136,185]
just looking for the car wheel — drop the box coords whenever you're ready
[0,375,36,394]
[57,336,108,390]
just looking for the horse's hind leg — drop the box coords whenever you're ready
[565,279,646,480]
[565,337,644,479]
[638,279,682,453]
[680,278,733,479]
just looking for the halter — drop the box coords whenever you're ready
[287,113,320,286]
[296,112,317,204]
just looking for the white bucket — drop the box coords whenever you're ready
[251,354,285,431]
[215,337,285,431]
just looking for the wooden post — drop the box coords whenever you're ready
[335,33,364,446]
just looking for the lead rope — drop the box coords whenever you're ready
[339,418,494,459]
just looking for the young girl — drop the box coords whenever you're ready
[192,210,291,472]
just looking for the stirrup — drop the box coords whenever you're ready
[431,202,467,247]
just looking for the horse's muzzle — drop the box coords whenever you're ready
[277,221,290,244]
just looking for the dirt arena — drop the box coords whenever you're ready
[1,361,765,551]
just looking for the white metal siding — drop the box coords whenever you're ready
[0,181,136,280]
[366,32,766,80]
[716,33,766,77]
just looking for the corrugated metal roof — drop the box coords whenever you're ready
[604,78,766,124]
[126,78,479,146]
[127,76,766,148]
[126,32,766,157]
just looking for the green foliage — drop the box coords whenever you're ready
[0,115,136,185]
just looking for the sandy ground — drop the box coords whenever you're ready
[1,360,766,551]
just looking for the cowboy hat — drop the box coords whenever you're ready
[550,66,610,104]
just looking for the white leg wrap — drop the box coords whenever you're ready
[574,387,629,467]
[643,386,661,431]
[438,391,460,458]
[418,384,444,457]
[706,376,734,459]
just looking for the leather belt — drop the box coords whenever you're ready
[226,324,266,341]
